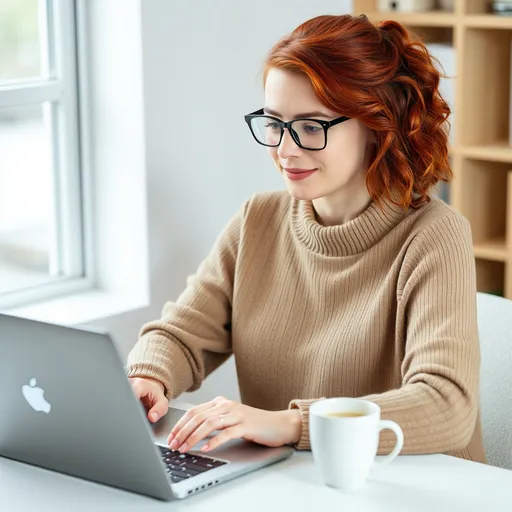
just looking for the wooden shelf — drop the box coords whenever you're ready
[459,143,512,163]
[465,15,512,29]
[354,0,512,297]
[474,237,508,262]
[366,11,456,27]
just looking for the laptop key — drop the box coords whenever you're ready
[181,468,201,477]
[169,470,195,480]
[199,459,227,469]
[181,462,212,472]
[189,456,208,464]
[160,447,227,475]
[179,453,200,462]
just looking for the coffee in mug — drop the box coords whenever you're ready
[325,412,366,418]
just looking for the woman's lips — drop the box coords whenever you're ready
[283,168,317,181]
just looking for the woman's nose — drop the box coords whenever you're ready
[277,129,302,159]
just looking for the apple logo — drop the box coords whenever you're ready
[22,378,52,414]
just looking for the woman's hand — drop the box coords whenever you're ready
[129,377,169,423]
[167,396,302,453]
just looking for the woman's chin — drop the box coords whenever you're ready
[284,182,325,201]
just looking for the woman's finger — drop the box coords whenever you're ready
[170,404,231,451]
[167,396,225,445]
[168,398,230,449]
[179,414,240,453]
[201,425,244,453]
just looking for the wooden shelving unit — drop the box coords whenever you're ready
[354,0,512,298]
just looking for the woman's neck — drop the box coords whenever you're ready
[312,186,372,226]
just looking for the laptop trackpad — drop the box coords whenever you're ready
[150,407,184,442]
[150,407,218,447]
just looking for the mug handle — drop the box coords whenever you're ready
[374,420,404,466]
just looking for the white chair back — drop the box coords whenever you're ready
[477,292,512,470]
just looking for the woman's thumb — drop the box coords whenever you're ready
[148,396,169,423]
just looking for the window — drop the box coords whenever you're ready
[0,0,84,307]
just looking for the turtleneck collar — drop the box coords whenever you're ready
[291,197,409,257]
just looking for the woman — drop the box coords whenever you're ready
[127,14,485,463]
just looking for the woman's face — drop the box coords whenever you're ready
[264,68,371,202]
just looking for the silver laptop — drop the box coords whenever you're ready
[0,313,294,501]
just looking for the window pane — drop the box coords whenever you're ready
[0,0,47,83]
[0,103,55,294]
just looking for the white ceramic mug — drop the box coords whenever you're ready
[309,397,404,492]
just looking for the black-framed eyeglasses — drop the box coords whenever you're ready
[244,108,351,151]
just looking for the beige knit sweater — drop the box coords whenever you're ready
[126,191,486,463]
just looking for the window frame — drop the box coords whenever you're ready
[0,0,89,309]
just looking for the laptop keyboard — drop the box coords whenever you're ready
[158,446,227,483]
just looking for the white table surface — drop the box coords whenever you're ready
[3,400,511,511]
[2,448,512,512]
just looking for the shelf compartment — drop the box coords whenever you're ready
[462,0,492,15]
[476,259,505,296]
[458,159,509,249]
[460,29,511,147]
[360,13,453,43]
[474,236,508,262]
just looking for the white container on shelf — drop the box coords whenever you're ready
[427,43,456,147]
[493,1,512,15]
[377,0,435,12]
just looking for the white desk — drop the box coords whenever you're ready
[1,450,511,512]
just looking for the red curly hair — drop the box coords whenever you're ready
[263,14,452,209]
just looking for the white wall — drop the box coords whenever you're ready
[83,0,149,298]
[90,0,352,404]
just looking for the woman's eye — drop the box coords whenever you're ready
[304,124,322,133]
[265,122,280,130]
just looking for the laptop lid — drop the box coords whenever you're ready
[0,313,174,501]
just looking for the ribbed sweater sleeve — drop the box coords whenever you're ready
[289,214,480,453]
[125,202,245,400]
